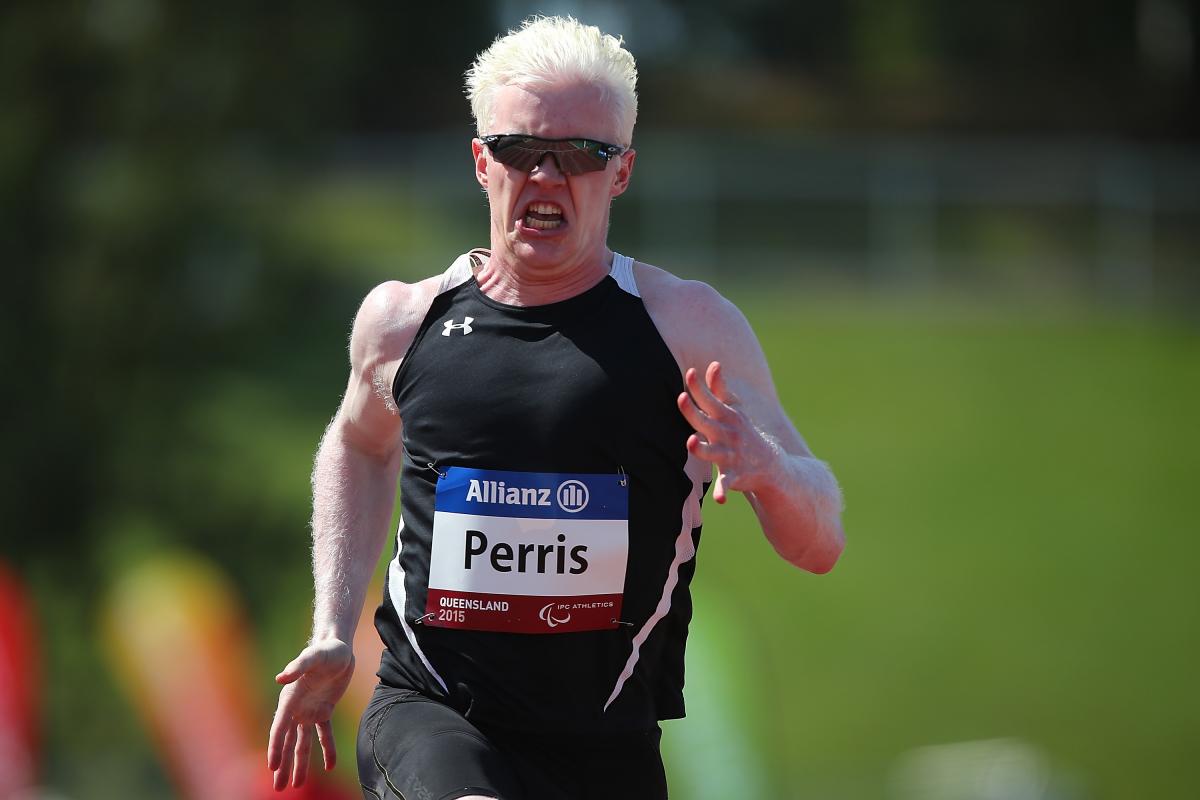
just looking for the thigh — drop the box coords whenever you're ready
[357,685,524,800]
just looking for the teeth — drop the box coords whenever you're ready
[523,200,564,230]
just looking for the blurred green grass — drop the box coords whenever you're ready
[661,291,1200,799]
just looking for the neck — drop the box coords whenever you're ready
[476,248,614,306]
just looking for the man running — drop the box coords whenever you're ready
[268,15,844,800]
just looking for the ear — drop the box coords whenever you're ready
[472,138,488,190]
[610,149,636,198]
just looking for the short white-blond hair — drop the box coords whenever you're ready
[465,15,639,146]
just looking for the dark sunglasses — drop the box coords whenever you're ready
[481,134,626,175]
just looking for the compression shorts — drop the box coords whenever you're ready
[357,684,668,800]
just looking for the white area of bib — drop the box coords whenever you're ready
[428,511,628,597]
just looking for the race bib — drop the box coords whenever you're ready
[425,467,628,634]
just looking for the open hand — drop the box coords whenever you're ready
[677,361,780,504]
[267,639,355,791]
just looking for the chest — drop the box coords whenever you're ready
[397,286,687,467]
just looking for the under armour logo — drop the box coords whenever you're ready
[441,317,474,336]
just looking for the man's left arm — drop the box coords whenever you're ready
[668,284,845,573]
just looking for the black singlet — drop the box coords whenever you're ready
[374,252,708,735]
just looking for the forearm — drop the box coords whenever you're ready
[746,451,845,574]
[309,420,401,643]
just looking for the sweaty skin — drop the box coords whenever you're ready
[267,78,844,794]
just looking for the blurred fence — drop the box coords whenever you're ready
[334,131,1200,306]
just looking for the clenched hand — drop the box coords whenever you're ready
[677,361,782,504]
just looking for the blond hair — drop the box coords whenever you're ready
[465,15,639,146]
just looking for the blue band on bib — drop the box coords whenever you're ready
[436,467,627,521]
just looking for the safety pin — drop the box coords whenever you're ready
[611,619,635,627]
[618,465,628,487]
[414,612,436,625]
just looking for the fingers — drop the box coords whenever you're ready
[684,366,726,420]
[678,362,734,438]
[268,716,333,789]
[273,725,296,791]
[292,724,312,788]
[713,471,728,505]
[687,432,727,461]
[680,362,764,507]
[270,721,333,790]
[677,390,713,436]
[705,361,738,405]
[687,434,731,504]
[267,700,290,771]
[269,643,351,786]
[316,720,337,771]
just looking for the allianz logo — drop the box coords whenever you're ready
[465,478,590,513]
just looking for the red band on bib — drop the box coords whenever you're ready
[426,589,623,633]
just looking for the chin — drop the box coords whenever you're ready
[509,234,572,267]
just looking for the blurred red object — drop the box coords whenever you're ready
[0,562,39,798]
[103,553,355,799]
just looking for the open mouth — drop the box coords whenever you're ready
[523,201,565,231]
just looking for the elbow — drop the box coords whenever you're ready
[802,546,842,575]
[335,416,403,467]
[782,520,845,575]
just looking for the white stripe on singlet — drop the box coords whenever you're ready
[439,252,477,294]
[603,451,708,712]
[609,252,640,297]
[387,517,449,694]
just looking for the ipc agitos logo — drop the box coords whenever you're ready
[539,602,572,628]
[555,479,589,513]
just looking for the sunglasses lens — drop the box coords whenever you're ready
[494,141,544,172]
[556,142,606,175]
[488,136,614,175]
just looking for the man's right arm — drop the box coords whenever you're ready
[309,280,417,648]
[267,279,430,791]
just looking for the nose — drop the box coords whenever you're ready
[530,152,567,183]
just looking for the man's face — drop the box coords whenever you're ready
[472,81,635,272]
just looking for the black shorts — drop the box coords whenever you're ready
[357,684,668,800]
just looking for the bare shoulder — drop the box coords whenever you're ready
[633,260,756,369]
[349,274,444,372]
